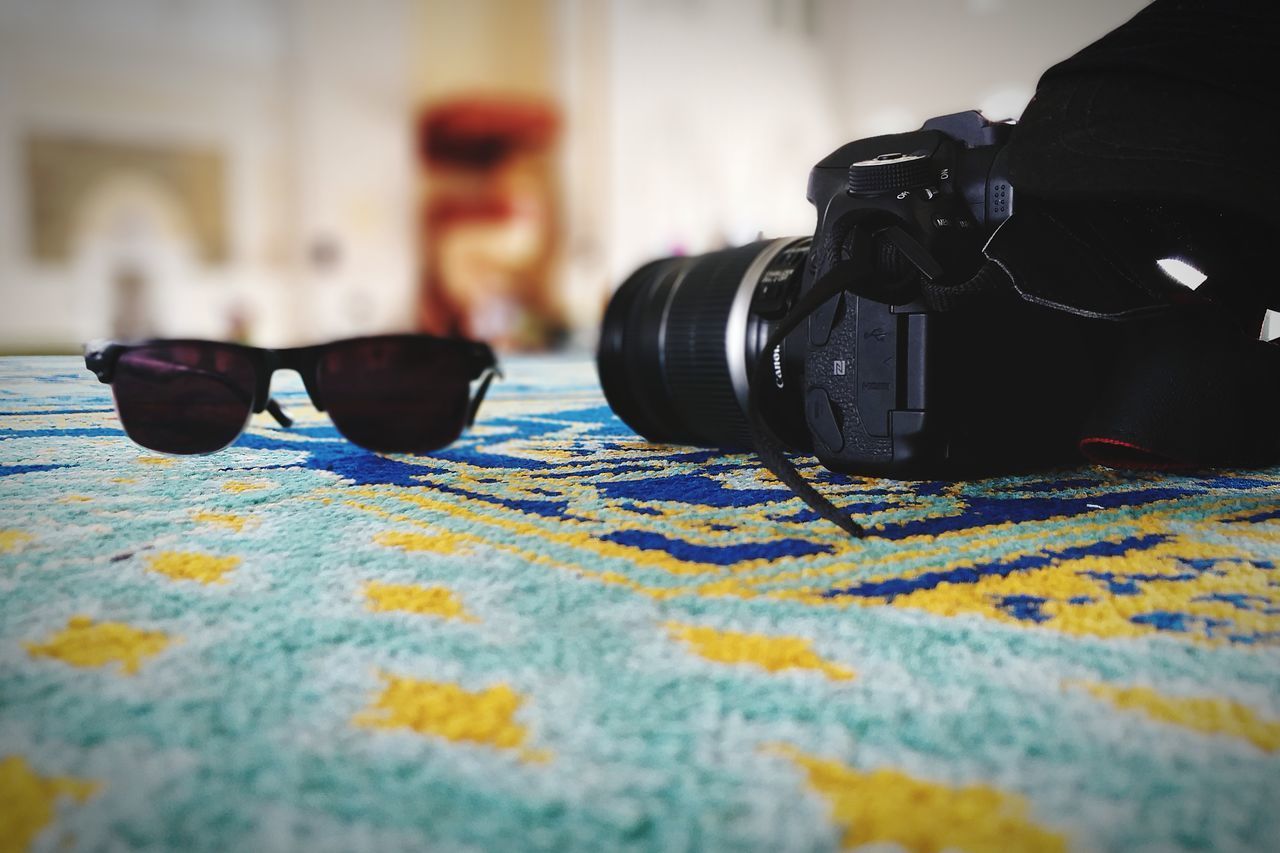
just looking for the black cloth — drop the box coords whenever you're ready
[989,0,1280,469]
[997,0,1279,317]
[1011,0,1278,231]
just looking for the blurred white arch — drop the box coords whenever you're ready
[70,173,197,341]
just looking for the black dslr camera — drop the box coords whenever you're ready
[598,111,1098,484]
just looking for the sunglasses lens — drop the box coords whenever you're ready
[318,338,473,453]
[111,344,256,454]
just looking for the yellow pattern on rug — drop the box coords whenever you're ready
[773,745,1065,852]
[0,530,33,553]
[25,616,172,675]
[147,551,240,584]
[363,581,478,622]
[1078,682,1280,752]
[221,480,268,493]
[0,756,98,853]
[373,529,476,556]
[191,511,250,532]
[353,673,549,762]
[791,532,1279,645]
[667,623,855,681]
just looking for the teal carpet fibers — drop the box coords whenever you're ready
[1,354,1278,852]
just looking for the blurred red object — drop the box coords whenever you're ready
[416,97,564,351]
[421,99,558,170]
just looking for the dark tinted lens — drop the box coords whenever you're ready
[112,344,256,454]
[317,337,472,453]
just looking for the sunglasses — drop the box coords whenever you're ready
[84,334,500,455]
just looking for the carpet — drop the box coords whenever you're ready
[1,354,1278,852]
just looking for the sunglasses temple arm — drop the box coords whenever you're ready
[466,367,501,428]
[265,398,295,428]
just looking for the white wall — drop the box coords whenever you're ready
[815,0,1151,139]
[0,0,417,351]
[602,0,842,289]
[555,0,615,345]
[0,0,285,349]
[414,0,555,102]
[0,0,1217,353]
[279,0,418,345]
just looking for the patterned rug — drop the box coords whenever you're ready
[1,354,1278,852]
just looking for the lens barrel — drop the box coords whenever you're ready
[597,238,808,450]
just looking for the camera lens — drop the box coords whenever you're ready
[597,237,810,450]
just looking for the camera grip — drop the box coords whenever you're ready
[804,293,945,476]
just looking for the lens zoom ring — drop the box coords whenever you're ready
[662,250,756,447]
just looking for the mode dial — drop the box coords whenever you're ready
[847,152,933,196]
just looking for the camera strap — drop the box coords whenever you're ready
[746,222,1011,537]
[746,252,879,537]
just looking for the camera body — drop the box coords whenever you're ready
[797,111,1015,475]
[598,111,1100,480]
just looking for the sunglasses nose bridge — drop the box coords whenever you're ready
[275,350,326,412]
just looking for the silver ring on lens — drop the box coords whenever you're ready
[725,237,801,415]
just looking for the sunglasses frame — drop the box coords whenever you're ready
[84,333,502,448]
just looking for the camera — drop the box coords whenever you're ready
[598,111,1101,480]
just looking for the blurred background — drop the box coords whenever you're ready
[0,0,1154,355]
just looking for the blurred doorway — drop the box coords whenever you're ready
[71,174,195,342]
